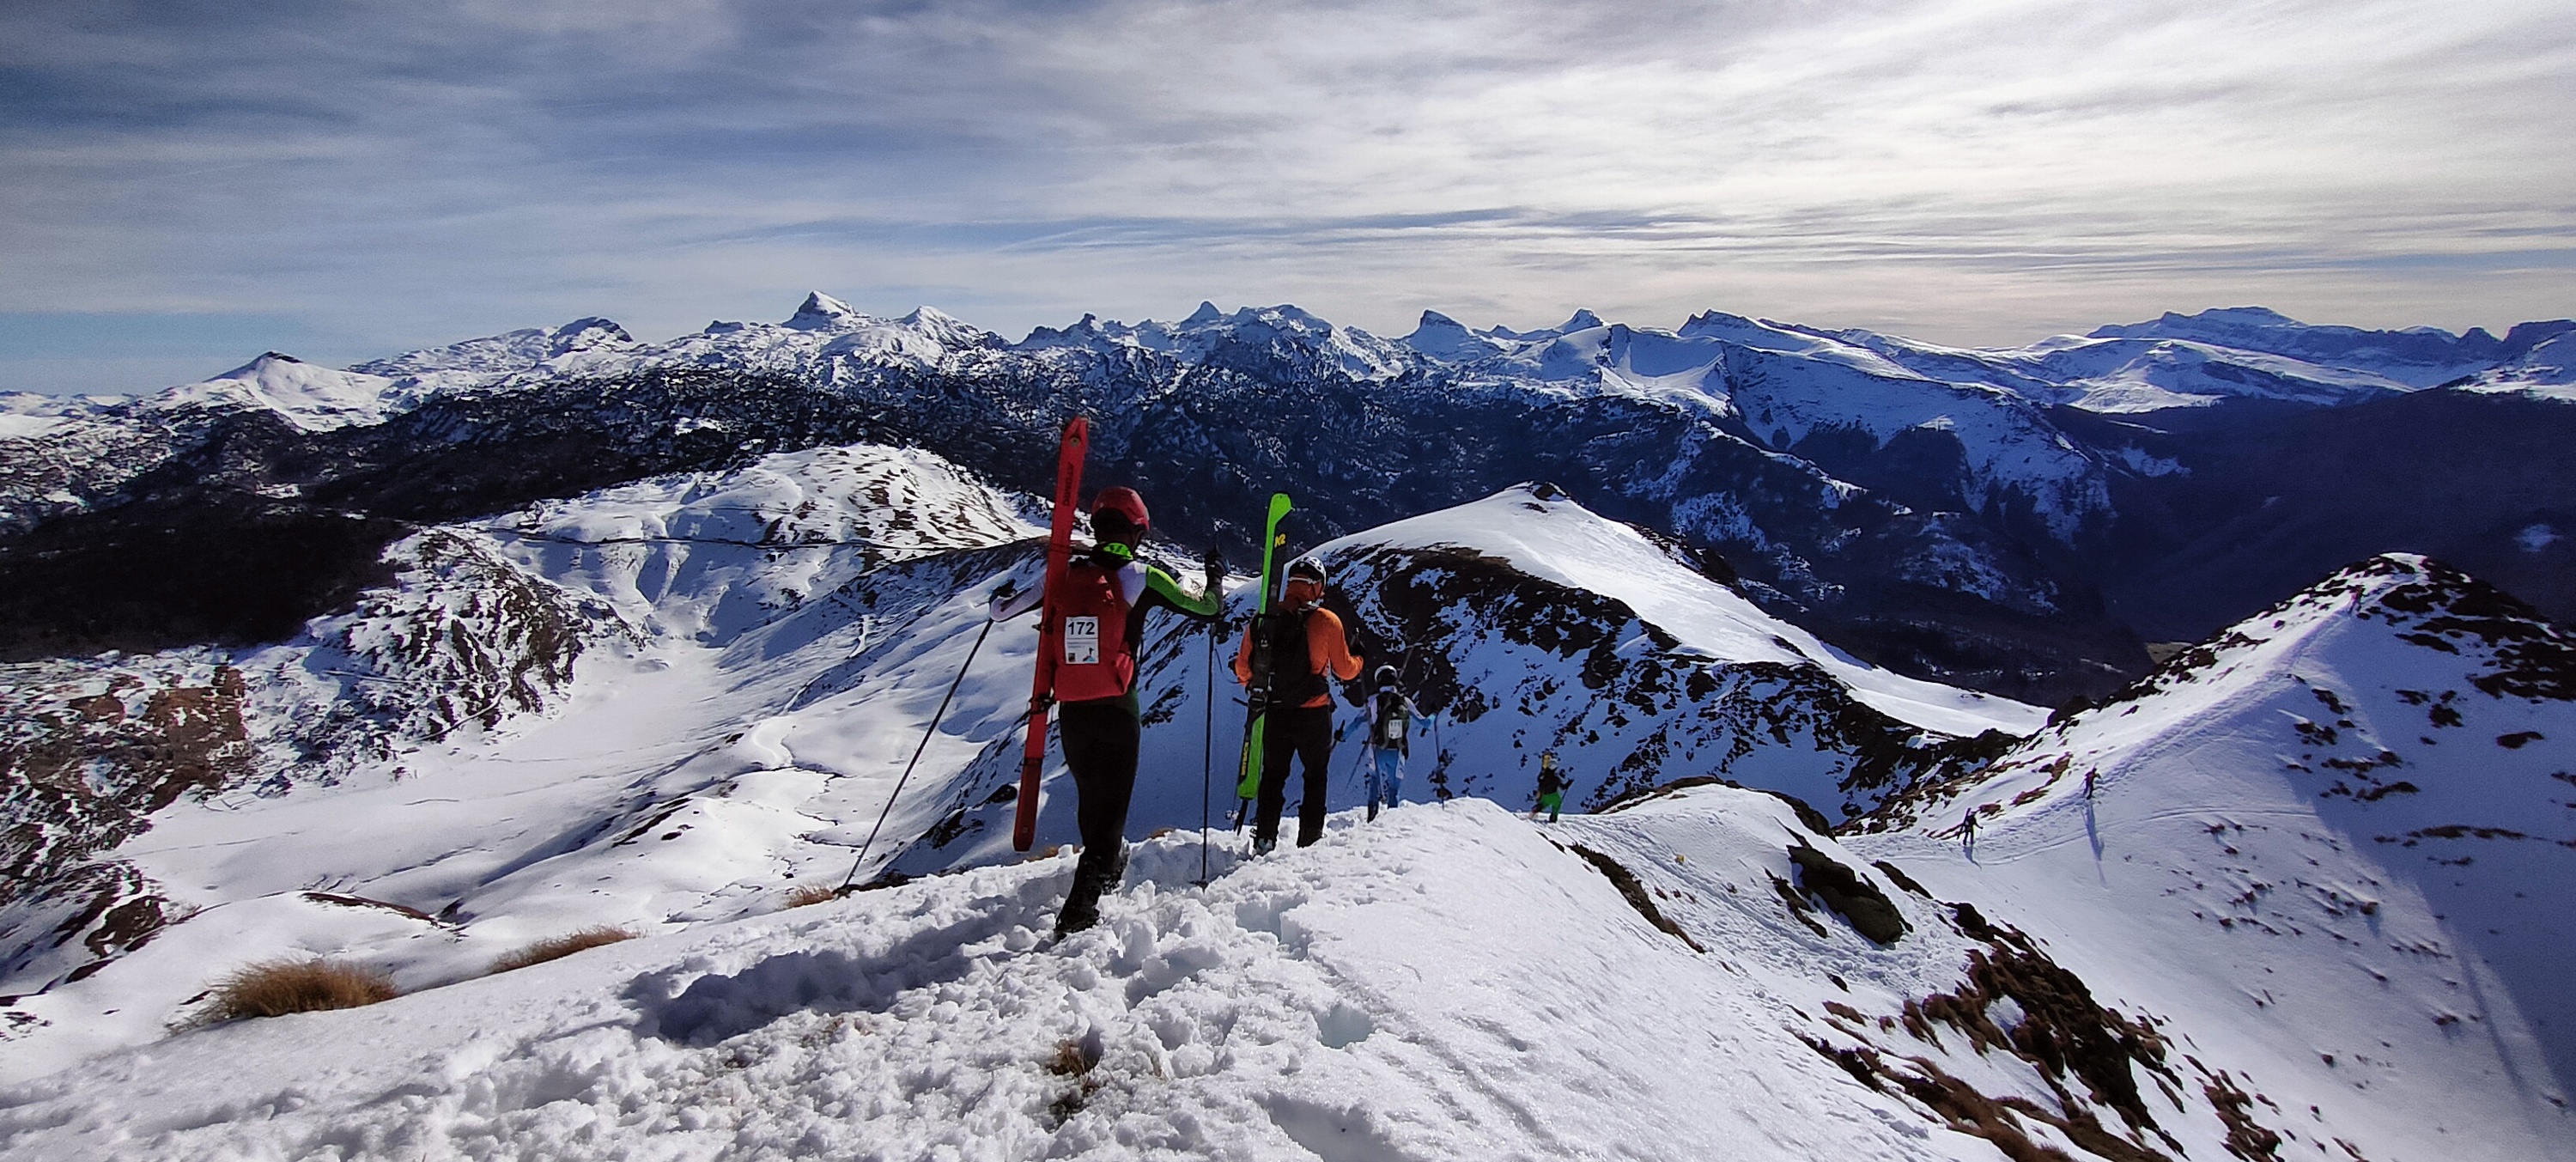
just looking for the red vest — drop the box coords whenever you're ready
[1050,557,1135,703]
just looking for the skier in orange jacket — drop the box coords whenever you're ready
[1232,556,1364,852]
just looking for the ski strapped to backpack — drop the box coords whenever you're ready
[1014,416,1089,852]
[1047,551,1135,703]
[1231,492,1293,829]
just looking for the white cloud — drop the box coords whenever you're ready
[0,0,2569,379]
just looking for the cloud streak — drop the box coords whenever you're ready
[2,0,2571,390]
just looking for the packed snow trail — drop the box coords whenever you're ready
[2,790,2190,1161]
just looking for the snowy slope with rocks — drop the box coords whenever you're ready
[1313,486,2041,820]
[2458,332,2576,398]
[0,784,2437,1162]
[0,443,1043,1078]
[0,401,2569,1158]
[0,458,2050,1091]
[1848,553,2576,1158]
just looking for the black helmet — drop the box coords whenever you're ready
[1374,664,1398,686]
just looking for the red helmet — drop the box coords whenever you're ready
[1089,487,1150,541]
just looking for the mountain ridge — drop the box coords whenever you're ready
[2,296,2567,701]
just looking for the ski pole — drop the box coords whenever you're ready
[1200,618,1214,885]
[837,616,994,893]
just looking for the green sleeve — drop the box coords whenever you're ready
[1144,564,1224,618]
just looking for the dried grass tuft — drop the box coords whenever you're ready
[781,883,841,909]
[1046,1038,1097,1078]
[1045,1037,1105,1121]
[490,926,639,973]
[197,958,398,1023]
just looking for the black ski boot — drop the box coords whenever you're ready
[1053,842,1127,936]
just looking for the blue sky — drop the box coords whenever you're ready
[3,0,2572,393]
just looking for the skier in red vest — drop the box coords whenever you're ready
[1231,557,1364,853]
[990,487,1224,934]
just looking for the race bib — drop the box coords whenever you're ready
[1063,616,1101,666]
[1382,718,1404,744]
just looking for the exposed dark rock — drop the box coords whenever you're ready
[1900,921,2183,1149]
[1,665,252,904]
[1768,872,1832,939]
[2202,1069,2287,1162]
[1788,843,1909,944]
[1565,843,1704,952]
[1873,860,1933,897]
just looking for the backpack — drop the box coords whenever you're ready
[1372,691,1410,754]
[1049,557,1134,703]
[1264,608,1327,707]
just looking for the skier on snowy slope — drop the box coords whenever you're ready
[1531,751,1569,823]
[990,487,1224,934]
[1340,664,1433,820]
[1232,557,1364,853]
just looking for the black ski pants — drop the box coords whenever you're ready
[1255,703,1335,847]
[1058,699,1141,915]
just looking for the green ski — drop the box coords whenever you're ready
[1232,493,1293,828]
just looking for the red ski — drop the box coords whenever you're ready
[1014,416,1090,850]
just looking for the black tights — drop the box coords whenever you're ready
[1058,699,1140,919]
[1255,703,1334,846]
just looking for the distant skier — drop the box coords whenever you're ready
[1959,811,1979,856]
[1530,751,1568,823]
[1233,557,1364,853]
[990,487,1224,934]
[1343,664,1434,820]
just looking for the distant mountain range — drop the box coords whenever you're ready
[3,295,2567,707]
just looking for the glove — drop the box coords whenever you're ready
[1201,545,1226,591]
[987,579,1026,622]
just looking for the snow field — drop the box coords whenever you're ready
[1,790,2083,1161]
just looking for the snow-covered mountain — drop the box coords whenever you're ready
[1312,485,2040,819]
[2090,307,2574,388]
[0,453,2046,1085]
[1849,552,2576,1154]
[1,401,2568,1158]
[348,317,635,380]
[7,295,2570,703]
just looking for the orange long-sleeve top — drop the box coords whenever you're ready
[1232,604,1364,708]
